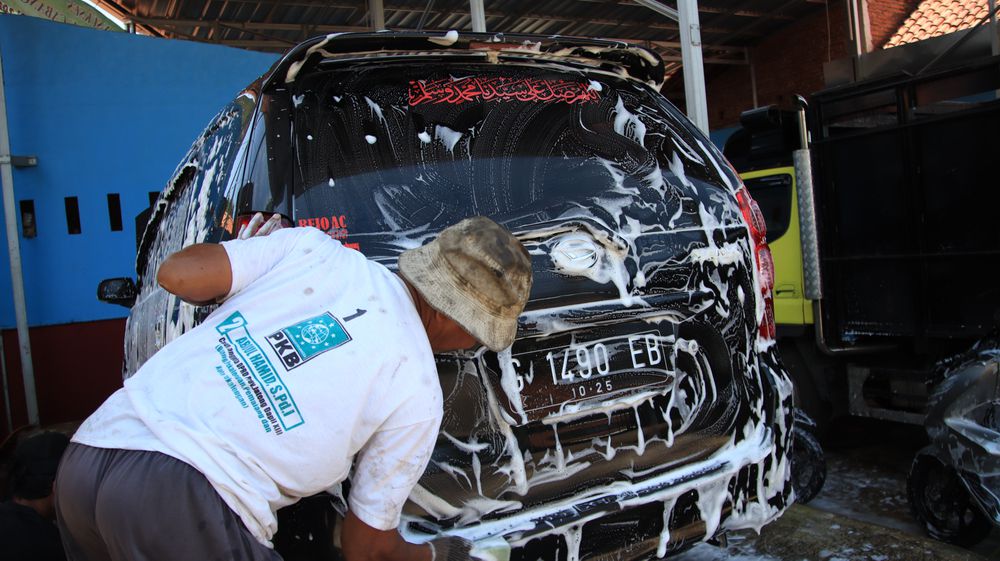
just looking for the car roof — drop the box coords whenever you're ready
[262,31,666,91]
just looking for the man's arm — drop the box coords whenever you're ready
[156,212,291,304]
[156,244,232,305]
[341,511,431,561]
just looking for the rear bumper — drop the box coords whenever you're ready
[430,420,791,559]
[403,334,795,560]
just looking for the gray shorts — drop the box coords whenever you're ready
[55,443,281,561]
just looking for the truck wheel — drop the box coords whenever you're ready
[791,422,826,504]
[906,454,992,547]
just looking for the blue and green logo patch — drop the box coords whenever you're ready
[266,312,351,370]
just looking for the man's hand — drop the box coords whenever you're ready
[428,536,474,561]
[341,511,435,561]
[238,212,285,240]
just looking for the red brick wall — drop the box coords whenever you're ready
[867,0,922,49]
[0,319,125,439]
[665,1,852,129]
[665,0,919,130]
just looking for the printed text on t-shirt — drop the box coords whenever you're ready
[216,311,304,433]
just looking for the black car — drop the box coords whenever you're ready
[101,32,794,560]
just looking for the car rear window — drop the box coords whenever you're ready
[284,63,729,241]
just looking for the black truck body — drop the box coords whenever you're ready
[725,53,1000,426]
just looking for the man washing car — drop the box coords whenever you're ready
[55,215,532,561]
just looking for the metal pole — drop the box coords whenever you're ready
[368,0,385,31]
[847,0,868,58]
[0,47,37,426]
[793,96,821,302]
[416,0,435,31]
[991,0,999,101]
[677,0,709,133]
[470,0,486,32]
[0,334,12,434]
[631,0,678,21]
[857,0,871,53]
[847,0,863,58]
[991,0,999,56]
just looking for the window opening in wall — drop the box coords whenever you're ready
[107,193,123,231]
[65,196,81,235]
[19,200,36,238]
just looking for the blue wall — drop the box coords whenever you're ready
[0,15,279,327]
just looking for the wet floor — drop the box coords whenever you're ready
[675,418,998,561]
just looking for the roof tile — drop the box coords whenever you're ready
[885,0,992,48]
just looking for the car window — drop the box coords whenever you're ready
[279,63,728,241]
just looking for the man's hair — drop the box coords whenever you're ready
[10,431,69,500]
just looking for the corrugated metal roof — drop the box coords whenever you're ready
[91,0,827,79]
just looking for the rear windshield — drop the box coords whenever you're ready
[284,63,730,240]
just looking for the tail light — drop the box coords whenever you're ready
[736,187,776,340]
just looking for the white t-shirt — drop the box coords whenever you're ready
[73,227,443,546]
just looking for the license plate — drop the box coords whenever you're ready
[483,327,677,424]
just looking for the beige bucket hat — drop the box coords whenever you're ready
[399,217,533,352]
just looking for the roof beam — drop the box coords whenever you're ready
[203,33,746,66]
[124,2,757,35]
[630,0,677,21]
[87,0,165,36]
[133,16,755,58]
[131,16,366,33]
[650,40,745,53]
[207,0,233,40]
[689,5,794,19]
[212,38,748,62]
[217,40,299,48]
[596,35,747,54]
[215,20,298,45]
[218,0,792,21]
[618,1,794,20]
[132,14,752,37]
[660,55,746,64]
[714,0,808,44]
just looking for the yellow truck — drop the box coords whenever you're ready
[723,55,1000,434]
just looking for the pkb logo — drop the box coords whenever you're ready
[266,312,352,370]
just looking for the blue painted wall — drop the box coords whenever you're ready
[0,15,279,327]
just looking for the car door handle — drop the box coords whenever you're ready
[774,284,797,296]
